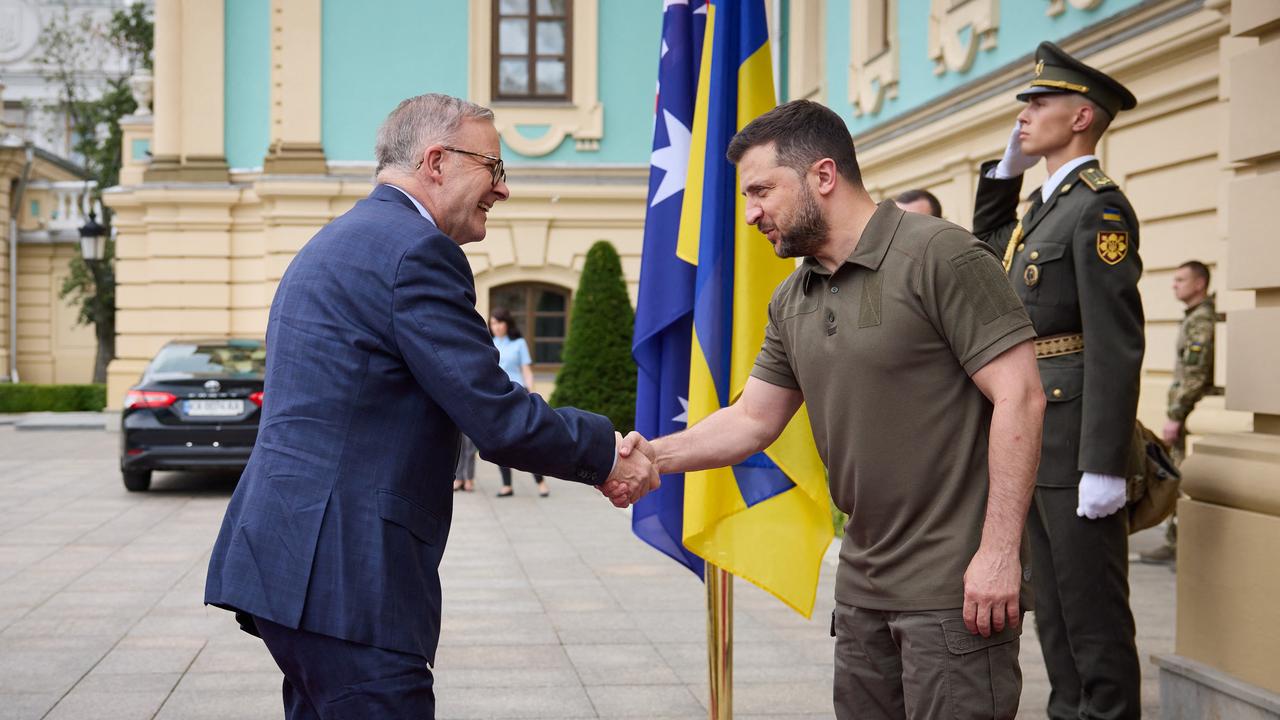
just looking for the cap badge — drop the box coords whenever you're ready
[1035,60,1045,77]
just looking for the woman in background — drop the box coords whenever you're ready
[453,434,476,492]
[489,307,550,498]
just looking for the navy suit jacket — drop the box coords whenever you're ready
[205,185,615,661]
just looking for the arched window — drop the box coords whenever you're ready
[489,283,571,366]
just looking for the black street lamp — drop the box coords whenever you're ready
[78,209,107,263]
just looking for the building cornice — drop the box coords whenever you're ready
[853,0,1213,152]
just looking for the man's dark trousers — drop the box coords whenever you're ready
[1027,488,1140,719]
[255,617,435,719]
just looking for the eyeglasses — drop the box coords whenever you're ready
[417,146,506,187]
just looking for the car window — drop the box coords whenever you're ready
[149,342,266,378]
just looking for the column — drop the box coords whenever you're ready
[263,0,326,174]
[144,0,182,180]
[1155,1,1280,715]
[145,0,228,182]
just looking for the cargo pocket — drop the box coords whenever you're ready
[941,617,1021,720]
[377,490,443,546]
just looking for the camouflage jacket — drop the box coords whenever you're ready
[1167,295,1215,422]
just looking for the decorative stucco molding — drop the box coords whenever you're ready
[1047,0,1104,17]
[468,0,603,157]
[849,1,899,116]
[928,0,1000,76]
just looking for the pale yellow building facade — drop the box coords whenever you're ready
[0,125,99,385]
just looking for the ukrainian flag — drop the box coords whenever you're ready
[675,0,832,617]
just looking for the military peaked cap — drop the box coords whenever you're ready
[1016,41,1137,118]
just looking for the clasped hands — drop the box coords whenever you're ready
[599,432,659,508]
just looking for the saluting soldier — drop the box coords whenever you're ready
[1141,260,1216,564]
[973,41,1143,720]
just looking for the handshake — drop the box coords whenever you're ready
[599,432,660,508]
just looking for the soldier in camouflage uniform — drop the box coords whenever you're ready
[1141,260,1216,564]
[973,42,1143,720]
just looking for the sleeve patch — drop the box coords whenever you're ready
[1097,231,1129,265]
[949,248,1024,324]
[1102,209,1124,223]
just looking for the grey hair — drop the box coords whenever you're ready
[374,94,495,175]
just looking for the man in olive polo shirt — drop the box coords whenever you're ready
[617,100,1045,719]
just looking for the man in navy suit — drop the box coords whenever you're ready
[205,93,658,719]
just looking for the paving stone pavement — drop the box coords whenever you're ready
[0,426,1175,719]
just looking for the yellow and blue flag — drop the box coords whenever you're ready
[636,0,833,617]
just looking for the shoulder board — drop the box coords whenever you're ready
[1079,167,1118,193]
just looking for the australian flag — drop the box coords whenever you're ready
[631,0,707,577]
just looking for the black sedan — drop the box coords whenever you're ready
[120,338,266,491]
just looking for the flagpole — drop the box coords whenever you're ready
[706,563,732,719]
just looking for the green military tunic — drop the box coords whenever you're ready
[1167,296,1215,422]
[973,159,1145,485]
[1167,295,1216,461]
[974,159,1144,720]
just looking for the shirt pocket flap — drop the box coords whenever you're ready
[940,618,1021,655]
[1029,242,1070,264]
[1040,362,1083,403]
[377,490,442,545]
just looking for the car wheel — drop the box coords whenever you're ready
[122,469,152,492]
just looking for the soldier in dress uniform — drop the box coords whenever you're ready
[972,41,1143,720]
[1141,260,1216,564]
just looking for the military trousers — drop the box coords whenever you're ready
[832,603,1022,719]
[1027,486,1141,720]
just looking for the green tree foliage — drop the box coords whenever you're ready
[550,241,638,434]
[35,2,153,383]
[0,384,106,413]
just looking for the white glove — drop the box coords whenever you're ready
[1077,473,1127,519]
[992,122,1040,179]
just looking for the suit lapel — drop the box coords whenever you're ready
[1022,160,1096,239]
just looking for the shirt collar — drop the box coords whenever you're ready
[801,201,902,292]
[386,184,436,225]
[1042,155,1097,202]
[1184,296,1211,315]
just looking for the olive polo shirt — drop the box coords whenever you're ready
[751,202,1036,611]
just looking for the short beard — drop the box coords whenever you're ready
[773,185,828,258]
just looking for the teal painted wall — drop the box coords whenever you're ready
[220,1,662,166]
[827,0,1147,135]
[321,0,469,163]
[224,0,270,169]
[505,0,662,165]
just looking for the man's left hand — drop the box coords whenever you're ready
[1162,419,1182,446]
[1076,472,1127,519]
[962,546,1021,638]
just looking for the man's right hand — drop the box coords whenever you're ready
[600,432,660,508]
[994,121,1039,179]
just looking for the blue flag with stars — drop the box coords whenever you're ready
[631,0,707,578]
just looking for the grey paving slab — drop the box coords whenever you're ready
[565,643,683,686]
[586,684,705,717]
[13,412,109,431]
[0,426,1180,719]
[43,688,173,720]
[435,684,597,719]
[0,693,62,720]
[93,636,205,674]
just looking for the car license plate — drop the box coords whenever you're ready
[185,399,244,417]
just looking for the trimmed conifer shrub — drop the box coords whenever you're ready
[550,241,637,434]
